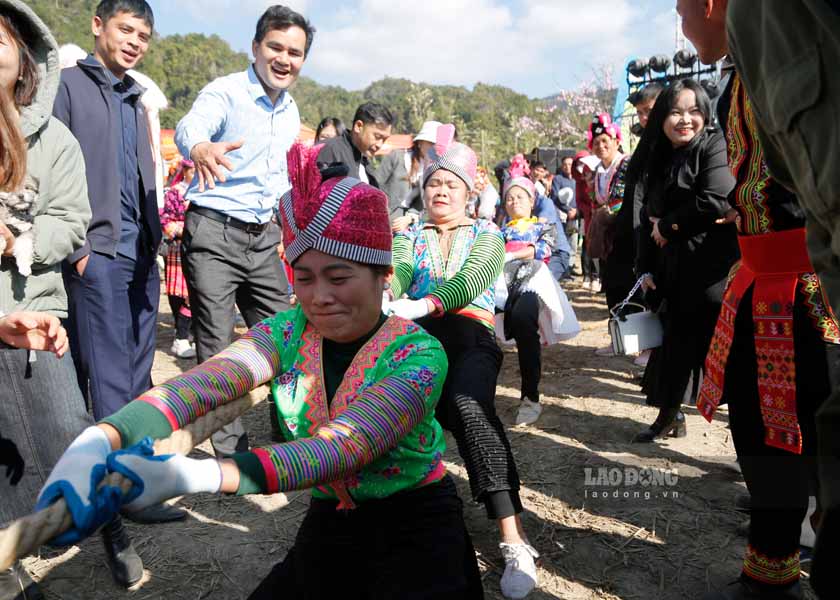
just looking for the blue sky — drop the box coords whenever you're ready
[147,0,684,98]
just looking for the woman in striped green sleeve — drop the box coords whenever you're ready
[34,144,484,599]
[386,124,539,600]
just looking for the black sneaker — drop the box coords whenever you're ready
[101,517,144,589]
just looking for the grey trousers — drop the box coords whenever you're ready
[181,209,289,456]
[0,348,92,524]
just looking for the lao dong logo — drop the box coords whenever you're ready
[583,467,680,501]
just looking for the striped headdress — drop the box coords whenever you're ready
[502,176,536,201]
[422,123,478,191]
[280,143,392,266]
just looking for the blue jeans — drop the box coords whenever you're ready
[566,218,581,258]
[548,249,570,281]
[0,348,92,524]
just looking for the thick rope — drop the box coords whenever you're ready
[0,393,272,571]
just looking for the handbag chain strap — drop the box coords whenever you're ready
[610,274,651,318]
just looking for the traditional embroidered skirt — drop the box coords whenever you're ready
[165,239,190,301]
[698,228,835,453]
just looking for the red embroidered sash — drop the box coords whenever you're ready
[698,228,812,454]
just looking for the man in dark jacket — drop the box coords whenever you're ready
[316,101,394,187]
[52,0,174,588]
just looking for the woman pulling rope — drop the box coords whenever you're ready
[27,143,485,599]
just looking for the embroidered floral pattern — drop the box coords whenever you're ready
[265,313,449,504]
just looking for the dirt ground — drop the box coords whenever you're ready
[22,278,818,599]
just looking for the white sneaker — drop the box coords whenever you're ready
[582,278,592,291]
[171,338,196,359]
[591,279,602,293]
[594,344,614,357]
[499,542,539,599]
[633,349,651,367]
[515,398,542,426]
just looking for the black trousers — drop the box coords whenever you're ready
[506,292,541,402]
[168,295,191,340]
[181,209,290,456]
[247,477,484,600]
[416,314,522,519]
[725,286,835,587]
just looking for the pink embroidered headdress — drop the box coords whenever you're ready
[586,112,622,150]
[279,143,392,266]
[422,123,478,190]
[508,154,531,179]
[502,176,536,201]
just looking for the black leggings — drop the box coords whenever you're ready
[505,292,541,402]
[417,314,522,519]
[247,476,483,600]
[168,295,191,340]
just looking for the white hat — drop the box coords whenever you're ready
[413,120,443,143]
[579,155,601,172]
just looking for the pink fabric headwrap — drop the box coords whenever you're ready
[502,176,536,202]
[422,123,478,190]
[508,154,531,179]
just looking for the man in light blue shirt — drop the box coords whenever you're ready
[175,5,315,458]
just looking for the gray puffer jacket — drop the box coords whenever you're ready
[0,0,90,317]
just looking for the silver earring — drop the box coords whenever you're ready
[384,282,391,290]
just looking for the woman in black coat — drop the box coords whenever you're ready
[633,79,739,442]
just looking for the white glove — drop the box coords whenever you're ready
[388,298,432,321]
[107,437,223,512]
[35,426,122,546]
[504,252,516,263]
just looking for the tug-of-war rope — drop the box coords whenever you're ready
[0,393,272,571]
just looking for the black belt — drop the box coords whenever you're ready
[188,205,269,234]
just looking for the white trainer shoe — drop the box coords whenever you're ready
[515,398,543,426]
[499,542,539,599]
[594,344,615,357]
[591,279,603,293]
[633,349,651,367]
[171,338,196,359]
